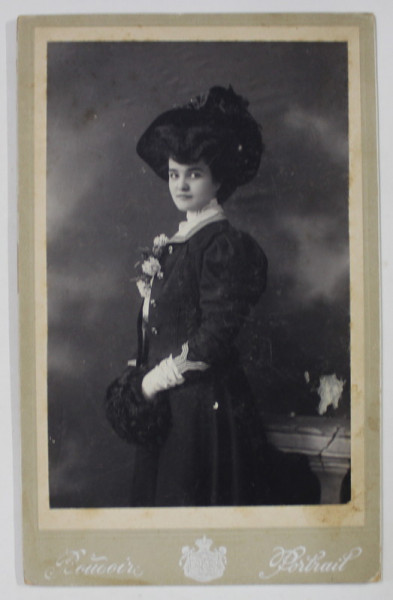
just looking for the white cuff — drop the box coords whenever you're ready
[173,342,209,374]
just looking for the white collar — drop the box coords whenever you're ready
[170,198,226,241]
[169,199,226,242]
[185,198,222,223]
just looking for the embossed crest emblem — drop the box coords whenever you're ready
[179,535,227,582]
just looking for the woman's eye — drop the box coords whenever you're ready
[169,172,178,180]
[190,172,201,179]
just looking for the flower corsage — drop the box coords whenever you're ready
[134,233,168,298]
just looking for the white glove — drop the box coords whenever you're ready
[142,356,185,400]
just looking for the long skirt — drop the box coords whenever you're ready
[129,364,270,507]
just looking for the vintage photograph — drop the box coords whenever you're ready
[18,14,380,585]
[46,40,350,509]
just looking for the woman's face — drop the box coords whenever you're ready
[168,158,221,213]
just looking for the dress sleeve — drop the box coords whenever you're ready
[183,230,267,369]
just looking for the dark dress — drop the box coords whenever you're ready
[130,219,269,507]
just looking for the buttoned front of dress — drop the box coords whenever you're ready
[143,240,191,364]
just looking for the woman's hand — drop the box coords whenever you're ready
[141,356,185,400]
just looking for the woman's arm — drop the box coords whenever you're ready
[142,231,267,399]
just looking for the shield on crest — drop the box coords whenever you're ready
[179,536,227,582]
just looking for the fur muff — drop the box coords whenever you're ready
[104,366,172,447]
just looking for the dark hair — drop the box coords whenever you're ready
[137,86,264,203]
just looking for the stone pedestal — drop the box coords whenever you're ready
[264,415,350,504]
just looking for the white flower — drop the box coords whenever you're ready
[153,233,169,248]
[136,279,151,299]
[135,234,167,297]
[141,256,161,277]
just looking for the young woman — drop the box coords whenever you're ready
[108,86,270,507]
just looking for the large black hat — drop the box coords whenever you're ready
[136,86,263,197]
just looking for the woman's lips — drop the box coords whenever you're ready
[176,194,192,199]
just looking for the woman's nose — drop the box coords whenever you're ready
[178,176,189,190]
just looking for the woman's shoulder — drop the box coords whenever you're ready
[189,220,267,263]
[189,220,268,296]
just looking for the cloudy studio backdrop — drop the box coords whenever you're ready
[46,41,349,507]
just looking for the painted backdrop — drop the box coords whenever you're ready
[46,41,349,507]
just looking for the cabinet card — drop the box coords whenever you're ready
[18,13,380,585]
